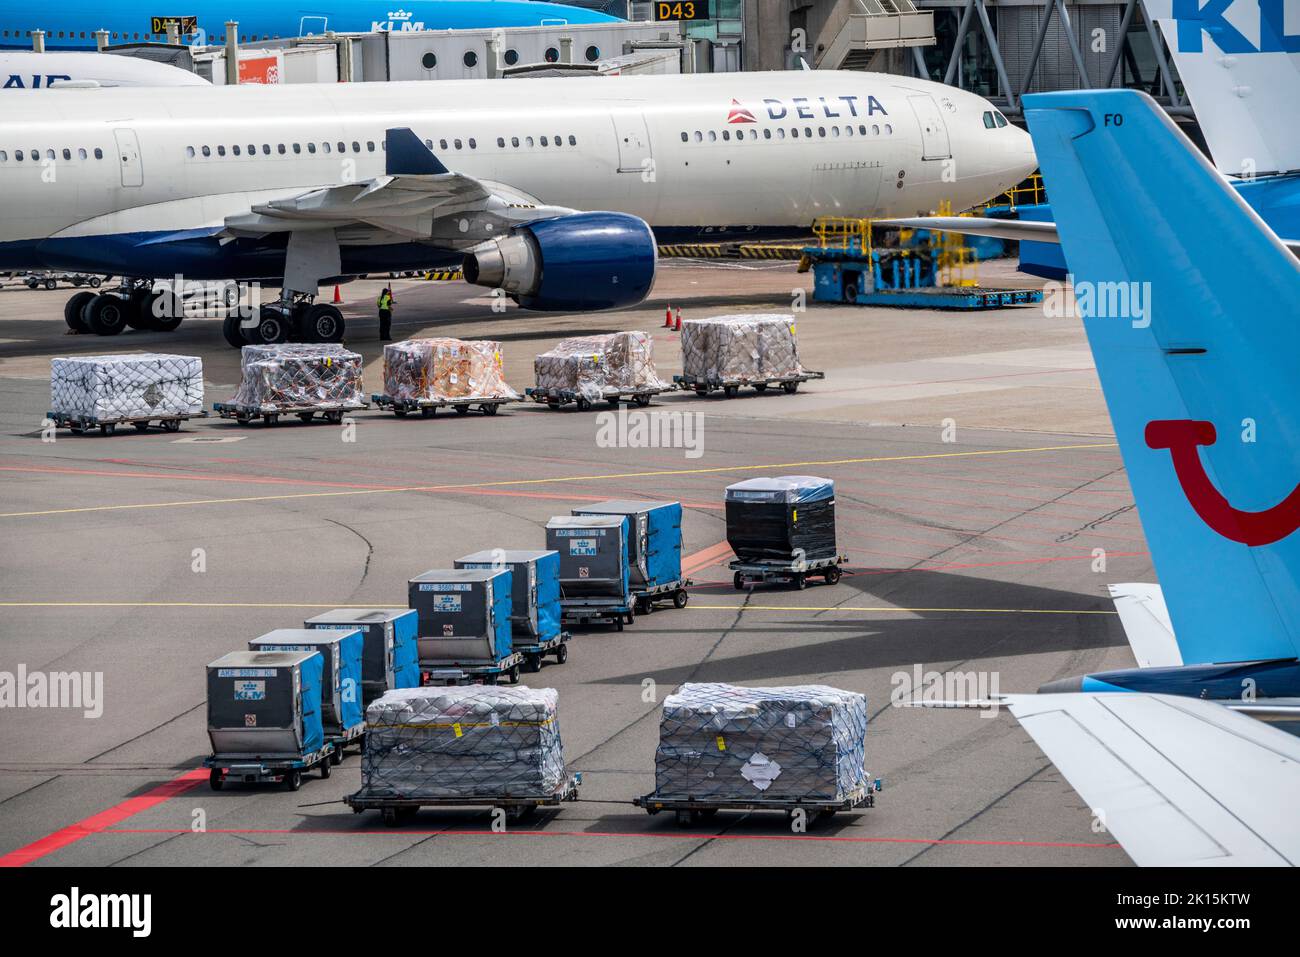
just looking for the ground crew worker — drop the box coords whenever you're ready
[377,286,395,341]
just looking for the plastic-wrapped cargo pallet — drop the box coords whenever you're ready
[534,331,667,401]
[725,475,837,562]
[231,343,364,411]
[681,314,802,384]
[50,353,203,421]
[654,683,868,801]
[383,337,519,403]
[357,686,566,799]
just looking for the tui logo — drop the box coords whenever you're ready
[1145,420,1300,546]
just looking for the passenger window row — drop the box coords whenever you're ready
[680,123,893,144]
[0,147,104,162]
[186,140,381,158]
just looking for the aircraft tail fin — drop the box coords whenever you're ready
[1022,88,1300,665]
[1142,0,1300,177]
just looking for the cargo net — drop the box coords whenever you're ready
[382,337,519,404]
[231,344,364,412]
[654,683,867,802]
[680,314,802,385]
[357,686,566,800]
[534,331,667,402]
[50,353,204,421]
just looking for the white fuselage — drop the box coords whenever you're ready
[0,71,1036,275]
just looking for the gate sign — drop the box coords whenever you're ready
[150,15,198,34]
[654,1,709,21]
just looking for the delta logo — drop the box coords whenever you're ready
[727,94,888,123]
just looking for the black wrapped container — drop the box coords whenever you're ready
[724,475,837,563]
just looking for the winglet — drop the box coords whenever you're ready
[385,127,448,176]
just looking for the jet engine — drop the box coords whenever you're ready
[462,211,656,311]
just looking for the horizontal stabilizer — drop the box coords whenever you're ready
[1108,583,1181,668]
[1005,692,1300,866]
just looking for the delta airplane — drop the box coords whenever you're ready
[887,0,1300,255]
[0,71,1035,345]
[926,88,1300,866]
[1,51,209,89]
[0,1,620,51]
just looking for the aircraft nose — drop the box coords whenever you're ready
[1009,123,1038,181]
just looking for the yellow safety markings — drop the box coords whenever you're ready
[420,269,463,281]
[0,442,1118,520]
[656,243,807,260]
[657,243,726,258]
[0,600,1115,615]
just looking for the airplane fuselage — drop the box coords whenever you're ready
[0,71,1035,280]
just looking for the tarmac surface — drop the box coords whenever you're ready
[0,260,1142,866]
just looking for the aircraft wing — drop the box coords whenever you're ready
[222,127,570,243]
[882,216,1300,256]
[1108,583,1181,667]
[1004,692,1300,865]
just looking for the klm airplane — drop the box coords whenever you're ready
[0,1,620,51]
[927,88,1300,866]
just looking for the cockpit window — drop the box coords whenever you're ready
[982,111,996,129]
[994,112,1009,128]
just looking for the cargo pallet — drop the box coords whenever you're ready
[326,723,367,764]
[204,743,335,792]
[370,392,513,418]
[346,773,581,827]
[47,408,207,436]
[419,651,526,686]
[524,386,667,411]
[560,597,636,630]
[634,781,879,827]
[730,555,846,590]
[515,632,571,673]
[213,400,366,425]
[673,370,824,398]
[631,578,692,615]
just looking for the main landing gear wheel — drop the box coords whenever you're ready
[149,290,184,332]
[249,305,290,344]
[222,311,247,348]
[64,291,95,333]
[124,288,153,330]
[304,303,344,343]
[83,294,128,336]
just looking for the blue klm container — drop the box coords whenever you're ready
[570,500,683,589]
[546,514,631,602]
[304,608,419,705]
[248,628,364,735]
[206,649,325,759]
[409,568,513,665]
[454,549,562,643]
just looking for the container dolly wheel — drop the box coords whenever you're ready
[507,664,521,685]
[330,747,344,766]
[733,572,746,591]
[625,606,635,625]
[133,421,151,433]
[454,404,470,415]
[824,566,842,586]
[297,411,316,422]
[208,768,224,791]
[782,381,799,394]
[723,385,739,398]
[633,393,651,408]
[284,769,302,792]
[319,757,332,780]
[382,807,402,828]
[673,589,689,609]
[481,403,498,416]
[554,643,568,665]
[754,383,768,393]
[525,653,543,673]
[793,573,808,590]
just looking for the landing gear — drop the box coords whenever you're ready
[124,287,154,330]
[249,304,291,344]
[303,303,345,343]
[222,311,248,349]
[64,291,95,333]
[82,293,129,336]
[228,293,345,349]
[148,290,184,332]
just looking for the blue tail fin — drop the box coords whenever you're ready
[1022,89,1300,665]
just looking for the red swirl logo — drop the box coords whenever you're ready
[1145,420,1300,547]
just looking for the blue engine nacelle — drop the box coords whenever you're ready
[461,211,655,311]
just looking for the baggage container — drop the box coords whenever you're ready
[724,475,837,563]
[247,628,364,736]
[304,608,419,706]
[454,549,562,642]
[409,568,513,665]
[546,515,630,601]
[570,500,682,589]
[207,650,325,759]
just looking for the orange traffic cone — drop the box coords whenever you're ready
[333,284,342,304]
[673,306,682,332]
[663,305,673,328]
